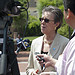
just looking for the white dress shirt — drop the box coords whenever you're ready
[55,32,75,75]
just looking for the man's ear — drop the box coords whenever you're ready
[67,9,71,19]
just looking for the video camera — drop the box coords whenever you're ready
[15,39,30,53]
[0,0,22,16]
[0,0,23,36]
[0,0,29,75]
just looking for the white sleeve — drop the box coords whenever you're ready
[66,47,75,75]
[55,55,63,74]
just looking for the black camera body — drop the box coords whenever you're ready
[0,37,20,75]
[0,0,10,11]
[0,0,22,16]
[0,0,22,75]
[0,0,29,74]
[0,16,20,75]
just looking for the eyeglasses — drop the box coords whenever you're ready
[39,18,54,23]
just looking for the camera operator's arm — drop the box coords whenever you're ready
[36,54,57,69]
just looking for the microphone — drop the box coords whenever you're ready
[35,52,45,72]
[15,39,30,54]
[37,56,45,71]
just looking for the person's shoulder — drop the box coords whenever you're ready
[32,36,43,44]
[70,36,75,44]
[57,33,69,41]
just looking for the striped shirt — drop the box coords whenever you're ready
[55,36,75,75]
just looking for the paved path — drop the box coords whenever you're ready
[17,51,30,75]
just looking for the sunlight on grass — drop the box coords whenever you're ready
[23,36,39,41]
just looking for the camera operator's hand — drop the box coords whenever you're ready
[36,54,57,68]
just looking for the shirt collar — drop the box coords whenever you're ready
[72,29,75,34]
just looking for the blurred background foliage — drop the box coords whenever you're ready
[12,0,73,39]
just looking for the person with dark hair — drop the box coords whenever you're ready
[36,0,75,75]
[26,5,69,75]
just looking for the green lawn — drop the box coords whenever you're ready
[23,36,39,41]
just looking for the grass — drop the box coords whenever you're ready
[23,36,39,41]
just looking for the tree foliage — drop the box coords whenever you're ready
[13,12,27,36]
[25,15,42,36]
[37,0,64,17]
[12,0,29,36]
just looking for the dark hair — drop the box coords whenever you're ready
[42,5,63,32]
[63,0,75,15]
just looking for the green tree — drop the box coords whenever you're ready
[37,0,64,17]
[26,15,42,36]
[12,0,29,36]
